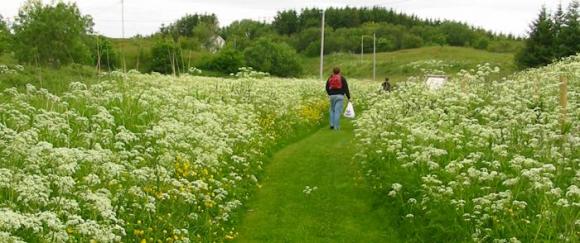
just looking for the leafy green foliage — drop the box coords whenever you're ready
[516,7,555,68]
[517,1,580,68]
[557,1,580,58]
[192,21,218,50]
[294,27,322,55]
[90,36,119,70]
[150,40,183,74]
[272,7,519,55]
[401,33,423,49]
[159,13,218,39]
[244,38,303,77]
[471,37,489,50]
[273,9,299,35]
[439,22,474,47]
[221,20,273,51]
[0,16,10,55]
[178,37,201,51]
[200,47,244,74]
[12,0,94,67]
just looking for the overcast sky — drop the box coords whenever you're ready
[0,0,574,38]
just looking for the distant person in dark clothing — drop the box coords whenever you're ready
[382,77,392,92]
[325,67,351,130]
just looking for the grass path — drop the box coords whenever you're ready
[234,120,400,242]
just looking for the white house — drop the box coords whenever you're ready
[209,35,225,53]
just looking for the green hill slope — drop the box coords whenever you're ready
[304,46,516,81]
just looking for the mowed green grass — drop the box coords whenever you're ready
[303,46,516,82]
[235,120,400,242]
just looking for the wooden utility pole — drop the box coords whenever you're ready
[319,9,325,81]
[560,75,568,124]
[373,33,376,81]
[96,35,101,73]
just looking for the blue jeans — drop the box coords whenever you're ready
[329,94,344,129]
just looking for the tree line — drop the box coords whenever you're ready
[516,1,580,68]
[0,0,577,77]
[269,7,522,55]
[152,6,525,76]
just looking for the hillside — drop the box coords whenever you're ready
[110,41,516,81]
[304,46,516,81]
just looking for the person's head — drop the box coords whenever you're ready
[333,67,341,74]
[385,77,390,82]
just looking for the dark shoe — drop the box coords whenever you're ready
[330,126,334,130]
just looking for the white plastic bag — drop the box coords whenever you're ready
[343,102,355,118]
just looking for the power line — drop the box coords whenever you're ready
[94,19,175,23]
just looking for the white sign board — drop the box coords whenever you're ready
[425,75,448,90]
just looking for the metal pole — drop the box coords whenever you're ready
[320,10,325,81]
[373,33,376,81]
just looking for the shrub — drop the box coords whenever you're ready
[401,34,423,49]
[244,38,303,77]
[472,37,489,50]
[0,16,10,55]
[200,47,244,74]
[150,40,183,74]
[12,1,93,66]
[92,36,119,71]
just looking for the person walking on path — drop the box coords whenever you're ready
[382,77,392,92]
[326,67,351,130]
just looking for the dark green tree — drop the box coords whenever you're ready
[553,3,566,57]
[439,22,474,46]
[159,14,218,39]
[294,27,322,52]
[12,0,94,66]
[516,7,556,68]
[377,36,397,51]
[401,33,423,49]
[472,37,490,50]
[298,8,324,31]
[272,6,519,55]
[91,36,119,70]
[221,20,273,50]
[200,47,244,74]
[273,10,299,35]
[0,15,10,55]
[244,38,303,77]
[150,40,183,74]
[325,7,360,29]
[192,21,217,50]
[557,1,580,58]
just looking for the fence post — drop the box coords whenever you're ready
[559,74,568,125]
